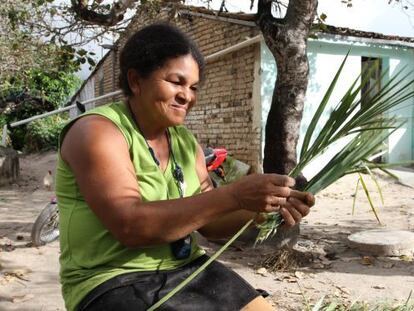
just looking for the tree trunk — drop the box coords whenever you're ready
[255,0,318,248]
[257,0,318,175]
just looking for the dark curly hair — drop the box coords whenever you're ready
[119,23,205,97]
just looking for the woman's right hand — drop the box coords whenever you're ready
[228,173,295,213]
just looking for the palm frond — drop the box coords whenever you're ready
[358,172,381,224]
[346,160,414,174]
[364,165,384,205]
[300,52,350,160]
[352,177,360,215]
[257,57,413,243]
[311,296,326,311]
[255,212,283,244]
[379,167,400,180]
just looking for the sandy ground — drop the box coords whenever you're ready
[0,151,413,311]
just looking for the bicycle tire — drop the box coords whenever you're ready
[31,202,59,246]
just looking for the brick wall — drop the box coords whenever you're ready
[90,7,262,172]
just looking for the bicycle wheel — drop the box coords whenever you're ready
[31,202,59,246]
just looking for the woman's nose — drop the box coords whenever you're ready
[176,88,192,104]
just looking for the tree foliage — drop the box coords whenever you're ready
[1,1,67,82]
[25,114,68,152]
[0,0,136,83]
[0,69,80,151]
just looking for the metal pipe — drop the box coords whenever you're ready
[9,90,123,128]
[76,89,123,106]
[10,105,74,128]
[1,124,7,146]
[205,35,262,63]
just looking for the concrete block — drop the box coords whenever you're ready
[0,146,19,186]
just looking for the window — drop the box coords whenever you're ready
[361,57,384,162]
[361,57,382,109]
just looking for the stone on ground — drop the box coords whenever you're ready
[348,229,414,256]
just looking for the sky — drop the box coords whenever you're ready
[78,0,414,79]
[189,0,414,37]
[317,0,414,37]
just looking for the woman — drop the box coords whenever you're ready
[56,23,314,311]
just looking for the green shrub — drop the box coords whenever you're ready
[0,69,80,151]
[24,114,68,152]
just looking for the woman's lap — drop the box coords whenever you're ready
[78,255,260,311]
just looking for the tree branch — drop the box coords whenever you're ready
[285,0,318,32]
[256,0,275,28]
[70,0,137,26]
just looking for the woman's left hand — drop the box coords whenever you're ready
[279,190,315,228]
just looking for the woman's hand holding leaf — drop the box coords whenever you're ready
[228,173,295,213]
[280,191,315,228]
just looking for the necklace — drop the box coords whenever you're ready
[127,101,191,259]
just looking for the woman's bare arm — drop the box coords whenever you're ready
[61,115,294,247]
[195,144,259,239]
[195,145,315,239]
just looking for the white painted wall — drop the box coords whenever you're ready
[69,77,95,119]
[261,37,414,177]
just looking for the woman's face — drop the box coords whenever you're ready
[131,54,200,128]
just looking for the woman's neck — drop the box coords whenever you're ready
[127,99,166,142]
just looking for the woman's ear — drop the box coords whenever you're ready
[127,69,140,96]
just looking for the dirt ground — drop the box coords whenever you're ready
[0,151,413,311]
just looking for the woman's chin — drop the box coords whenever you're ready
[167,112,187,126]
[166,117,185,127]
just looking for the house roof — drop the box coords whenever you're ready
[68,4,414,106]
[178,4,414,44]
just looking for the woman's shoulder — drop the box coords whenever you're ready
[84,102,126,119]
[170,126,198,153]
[60,102,133,151]
[171,125,197,142]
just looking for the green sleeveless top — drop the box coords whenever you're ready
[56,102,205,311]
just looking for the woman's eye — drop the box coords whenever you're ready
[190,86,198,92]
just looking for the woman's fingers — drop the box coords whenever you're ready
[279,197,312,227]
[306,192,315,207]
[287,197,310,217]
[279,207,296,227]
[264,205,279,213]
[265,195,286,207]
[290,190,315,207]
[228,174,316,217]
[268,174,295,188]
[229,173,295,213]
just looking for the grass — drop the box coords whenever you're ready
[298,283,414,311]
[308,294,414,311]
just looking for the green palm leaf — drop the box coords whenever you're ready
[258,59,413,242]
[352,177,360,215]
[358,172,381,224]
[300,52,350,160]
[364,165,384,205]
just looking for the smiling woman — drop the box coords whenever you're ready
[55,23,314,311]
[127,54,200,140]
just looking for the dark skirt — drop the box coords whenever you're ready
[77,255,260,311]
